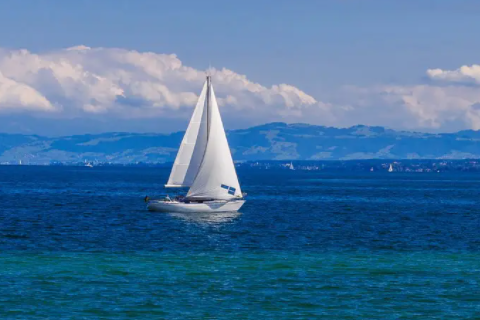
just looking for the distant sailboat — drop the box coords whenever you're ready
[147,76,245,213]
[289,162,295,170]
[388,164,393,172]
[84,159,94,168]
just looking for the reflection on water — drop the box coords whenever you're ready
[168,211,242,225]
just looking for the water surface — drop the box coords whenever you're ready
[1,166,479,319]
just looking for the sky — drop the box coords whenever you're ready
[1,0,480,135]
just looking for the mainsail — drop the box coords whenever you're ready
[167,76,242,201]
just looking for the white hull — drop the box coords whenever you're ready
[147,200,245,213]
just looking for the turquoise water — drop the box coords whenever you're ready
[1,167,479,319]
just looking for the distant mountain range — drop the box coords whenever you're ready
[2,122,480,164]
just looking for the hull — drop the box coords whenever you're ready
[147,200,245,213]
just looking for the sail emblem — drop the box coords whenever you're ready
[221,184,236,195]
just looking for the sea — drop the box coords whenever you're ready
[0,166,479,319]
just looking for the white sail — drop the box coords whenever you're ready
[187,78,242,200]
[166,82,208,187]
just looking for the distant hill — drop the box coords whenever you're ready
[2,122,480,164]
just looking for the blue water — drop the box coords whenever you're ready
[1,166,479,319]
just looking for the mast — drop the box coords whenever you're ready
[206,75,211,141]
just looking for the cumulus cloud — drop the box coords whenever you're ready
[321,63,480,131]
[0,71,54,112]
[427,65,480,85]
[338,83,480,130]
[0,46,326,123]
[1,45,480,132]
[396,65,480,129]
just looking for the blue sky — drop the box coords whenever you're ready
[0,0,480,135]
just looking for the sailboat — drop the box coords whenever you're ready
[147,76,245,213]
[289,162,295,170]
[388,164,393,172]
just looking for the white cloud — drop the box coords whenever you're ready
[1,45,480,132]
[0,71,54,112]
[322,62,480,131]
[0,46,326,123]
[338,83,480,130]
[427,64,480,85]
